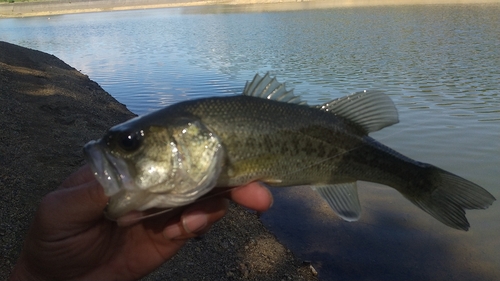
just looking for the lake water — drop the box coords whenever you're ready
[1,2,499,280]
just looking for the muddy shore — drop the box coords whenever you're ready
[0,41,318,280]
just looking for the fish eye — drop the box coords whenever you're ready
[118,131,143,152]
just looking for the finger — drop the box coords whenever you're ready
[163,197,228,240]
[228,182,273,212]
[115,210,147,227]
[60,164,97,189]
[116,208,184,227]
[35,180,109,239]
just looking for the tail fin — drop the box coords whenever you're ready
[408,168,495,231]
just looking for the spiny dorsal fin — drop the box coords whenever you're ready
[243,73,398,133]
[243,73,307,105]
[311,183,362,222]
[317,90,399,134]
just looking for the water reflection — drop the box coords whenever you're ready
[1,3,499,280]
[263,180,500,280]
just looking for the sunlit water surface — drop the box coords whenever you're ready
[1,3,499,280]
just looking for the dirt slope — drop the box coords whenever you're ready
[0,41,317,281]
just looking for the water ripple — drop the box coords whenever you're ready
[2,4,499,280]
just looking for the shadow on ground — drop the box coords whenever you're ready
[261,185,500,281]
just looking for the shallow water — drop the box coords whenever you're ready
[1,3,499,280]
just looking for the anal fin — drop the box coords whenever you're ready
[311,183,362,222]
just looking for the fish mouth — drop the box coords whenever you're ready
[83,140,135,197]
[84,140,157,220]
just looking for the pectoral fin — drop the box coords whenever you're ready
[311,183,362,222]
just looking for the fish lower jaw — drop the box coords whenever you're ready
[94,164,133,197]
[84,141,136,196]
[106,190,201,219]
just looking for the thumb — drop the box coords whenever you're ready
[60,164,99,189]
[34,174,109,240]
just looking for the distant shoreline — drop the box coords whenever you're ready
[1,0,498,18]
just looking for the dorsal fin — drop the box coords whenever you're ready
[243,73,307,105]
[317,90,399,133]
[243,73,398,134]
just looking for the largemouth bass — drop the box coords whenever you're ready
[84,73,495,230]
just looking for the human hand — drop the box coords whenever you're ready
[9,164,273,281]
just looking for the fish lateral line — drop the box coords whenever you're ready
[83,72,495,231]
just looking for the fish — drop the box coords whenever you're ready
[84,73,495,230]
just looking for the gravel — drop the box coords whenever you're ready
[0,41,318,281]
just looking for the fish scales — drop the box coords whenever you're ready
[84,73,495,231]
[170,95,436,196]
[164,95,357,186]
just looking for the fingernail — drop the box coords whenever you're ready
[182,212,208,234]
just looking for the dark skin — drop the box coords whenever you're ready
[9,165,273,281]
